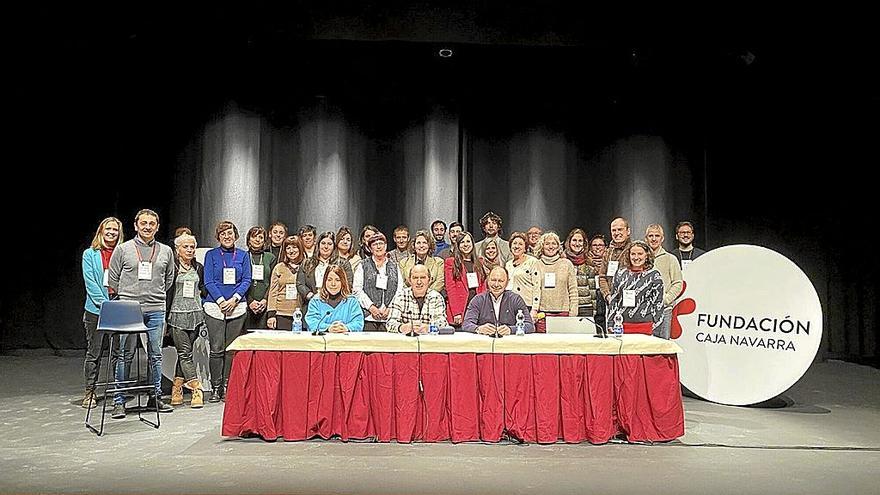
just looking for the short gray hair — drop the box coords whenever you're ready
[174,233,197,248]
[645,224,664,236]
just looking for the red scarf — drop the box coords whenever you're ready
[564,249,587,266]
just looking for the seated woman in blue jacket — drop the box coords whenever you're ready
[462,265,535,336]
[305,264,364,333]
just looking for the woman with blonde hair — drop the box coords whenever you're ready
[505,232,540,319]
[535,231,578,333]
[398,229,445,294]
[80,217,123,408]
[480,238,502,276]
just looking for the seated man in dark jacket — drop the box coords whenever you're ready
[462,266,535,335]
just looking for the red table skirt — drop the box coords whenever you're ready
[222,351,684,444]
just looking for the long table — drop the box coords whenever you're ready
[221,332,684,444]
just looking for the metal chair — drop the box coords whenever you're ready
[85,300,160,436]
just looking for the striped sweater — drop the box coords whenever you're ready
[607,268,664,330]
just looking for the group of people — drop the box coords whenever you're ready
[81,209,706,415]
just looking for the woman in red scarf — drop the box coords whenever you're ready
[564,228,597,317]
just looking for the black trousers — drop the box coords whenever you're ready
[245,307,269,331]
[205,314,247,388]
[83,310,140,389]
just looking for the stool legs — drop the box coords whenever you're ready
[85,331,160,436]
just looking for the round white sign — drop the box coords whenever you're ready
[672,245,823,406]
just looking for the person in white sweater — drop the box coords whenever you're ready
[645,224,683,339]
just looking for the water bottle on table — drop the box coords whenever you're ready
[515,309,525,336]
[612,312,624,336]
[292,308,303,334]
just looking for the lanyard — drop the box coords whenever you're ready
[221,248,238,268]
[135,241,157,263]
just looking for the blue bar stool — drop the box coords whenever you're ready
[85,300,160,436]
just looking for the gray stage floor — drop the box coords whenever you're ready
[1,354,878,494]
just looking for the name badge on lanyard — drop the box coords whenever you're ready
[138,262,153,281]
[182,280,196,299]
[623,289,636,307]
[285,284,297,300]
[103,269,109,287]
[466,272,479,289]
[223,267,236,285]
[607,261,620,278]
[375,272,388,290]
[682,259,693,270]
[544,272,556,289]
[252,264,264,281]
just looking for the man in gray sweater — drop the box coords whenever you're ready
[107,208,176,418]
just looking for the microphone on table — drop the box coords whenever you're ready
[405,309,417,337]
[594,300,608,339]
[312,311,331,336]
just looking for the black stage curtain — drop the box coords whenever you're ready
[3,38,876,369]
[171,102,461,243]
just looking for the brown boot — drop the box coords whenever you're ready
[170,377,185,406]
[81,388,97,409]
[186,379,204,409]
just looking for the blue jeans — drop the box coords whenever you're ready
[114,311,164,404]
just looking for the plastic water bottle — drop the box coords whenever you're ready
[515,309,525,336]
[292,308,303,334]
[612,312,624,336]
